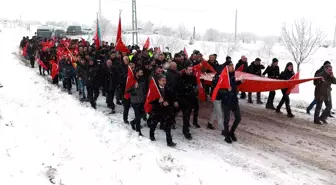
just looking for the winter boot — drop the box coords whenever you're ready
[193,121,201,128]
[230,132,238,142]
[149,131,156,141]
[124,120,129,124]
[183,132,192,140]
[266,104,276,110]
[223,130,232,144]
[207,123,215,130]
[257,100,263,104]
[314,119,323,125]
[319,117,328,124]
[130,120,136,130]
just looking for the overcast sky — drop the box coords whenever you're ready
[1,0,336,39]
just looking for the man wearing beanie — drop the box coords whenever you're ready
[263,58,280,109]
[313,64,336,124]
[306,61,332,115]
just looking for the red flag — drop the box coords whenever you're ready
[37,58,48,70]
[144,77,162,113]
[115,12,129,53]
[115,40,129,53]
[22,43,28,57]
[194,70,206,101]
[50,60,59,79]
[211,66,230,101]
[124,66,137,99]
[201,59,216,73]
[236,64,244,72]
[143,37,150,49]
[183,47,188,58]
[116,14,122,44]
[286,72,300,94]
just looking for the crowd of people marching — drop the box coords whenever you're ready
[19,35,335,147]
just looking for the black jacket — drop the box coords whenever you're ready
[177,73,198,107]
[150,85,176,117]
[220,72,242,107]
[128,77,146,104]
[103,65,118,91]
[86,64,99,87]
[262,65,280,79]
[235,59,249,72]
[279,63,295,93]
[166,69,180,95]
[248,62,265,76]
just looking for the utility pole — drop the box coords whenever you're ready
[132,0,138,45]
[234,9,238,45]
[333,19,336,47]
[98,0,102,18]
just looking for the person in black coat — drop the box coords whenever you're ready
[128,67,146,136]
[263,58,280,109]
[177,65,198,140]
[247,58,265,104]
[61,57,75,94]
[27,40,37,68]
[275,62,295,117]
[166,62,180,129]
[235,55,248,99]
[104,59,118,114]
[220,61,244,144]
[86,59,100,109]
[149,75,178,147]
[76,59,88,101]
[306,61,331,115]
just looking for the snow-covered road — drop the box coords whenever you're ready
[1,27,335,185]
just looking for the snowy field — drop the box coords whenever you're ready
[1,26,336,185]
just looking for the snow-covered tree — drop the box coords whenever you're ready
[281,18,325,71]
[203,28,220,42]
[159,26,174,37]
[177,24,191,40]
[93,16,114,39]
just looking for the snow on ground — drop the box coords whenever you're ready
[1,26,336,185]
[0,26,274,185]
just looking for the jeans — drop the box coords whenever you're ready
[132,103,144,132]
[78,79,86,98]
[276,92,292,114]
[307,99,317,112]
[123,98,131,121]
[209,100,224,130]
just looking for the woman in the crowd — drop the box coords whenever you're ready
[275,62,295,118]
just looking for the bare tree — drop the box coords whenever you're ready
[203,28,220,42]
[177,24,191,40]
[259,37,275,65]
[158,26,174,37]
[222,34,239,56]
[153,36,183,54]
[281,18,325,71]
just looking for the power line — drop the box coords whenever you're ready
[106,0,205,13]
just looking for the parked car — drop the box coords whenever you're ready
[82,28,93,35]
[55,29,66,38]
[66,26,82,35]
[36,25,55,39]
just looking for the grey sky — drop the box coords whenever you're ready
[1,0,335,39]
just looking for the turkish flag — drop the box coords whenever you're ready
[36,58,48,70]
[183,47,188,58]
[211,66,230,101]
[50,60,59,79]
[143,37,150,49]
[236,64,244,72]
[124,66,137,99]
[144,77,162,113]
[194,69,206,101]
[286,72,300,94]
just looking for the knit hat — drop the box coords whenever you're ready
[272,58,278,63]
[323,61,331,66]
[226,56,231,61]
[255,58,261,62]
